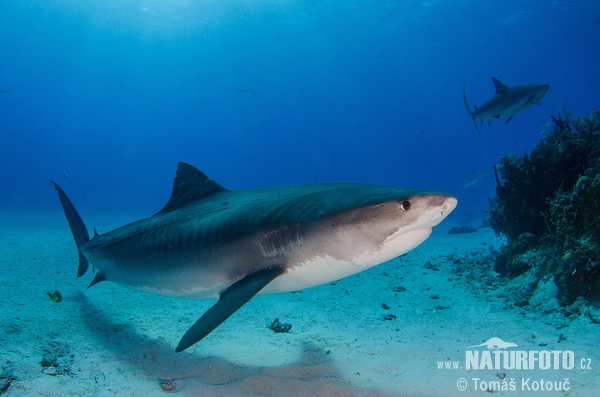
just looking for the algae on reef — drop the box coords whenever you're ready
[489,108,600,306]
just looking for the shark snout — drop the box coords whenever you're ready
[425,194,458,218]
[413,194,457,229]
[441,196,458,217]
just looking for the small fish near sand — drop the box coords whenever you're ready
[463,77,550,135]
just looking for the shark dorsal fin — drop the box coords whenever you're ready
[155,162,227,215]
[492,77,509,95]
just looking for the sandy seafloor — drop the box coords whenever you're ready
[1,210,600,397]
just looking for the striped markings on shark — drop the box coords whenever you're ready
[463,77,550,135]
[53,162,456,352]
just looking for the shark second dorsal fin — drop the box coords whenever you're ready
[492,77,509,95]
[155,162,227,215]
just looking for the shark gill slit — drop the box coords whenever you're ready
[292,222,303,247]
[278,227,290,253]
[258,233,273,259]
[259,225,299,259]
[267,230,283,257]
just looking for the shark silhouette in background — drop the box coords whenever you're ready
[462,169,494,188]
[463,77,550,135]
[0,89,11,94]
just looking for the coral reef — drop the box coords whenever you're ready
[489,108,600,306]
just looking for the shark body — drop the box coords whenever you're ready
[53,162,457,352]
[463,77,550,135]
[462,169,493,188]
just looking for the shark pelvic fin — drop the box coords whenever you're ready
[176,265,286,352]
[88,271,106,288]
[155,162,228,216]
[51,182,90,277]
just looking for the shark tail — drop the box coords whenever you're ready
[51,182,91,277]
[463,81,481,136]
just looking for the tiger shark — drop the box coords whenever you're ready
[463,77,550,135]
[53,162,457,352]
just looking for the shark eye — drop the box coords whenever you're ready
[400,201,411,211]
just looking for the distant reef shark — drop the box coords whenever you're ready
[462,169,494,188]
[53,162,457,352]
[463,77,550,135]
[0,89,11,94]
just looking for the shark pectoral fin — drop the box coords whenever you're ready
[529,98,542,106]
[175,265,286,352]
[505,114,517,123]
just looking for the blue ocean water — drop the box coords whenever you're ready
[1,0,598,217]
[2,2,600,395]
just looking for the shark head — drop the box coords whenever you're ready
[262,189,457,294]
[527,83,550,105]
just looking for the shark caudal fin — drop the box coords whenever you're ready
[463,81,481,136]
[51,182,90,277]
